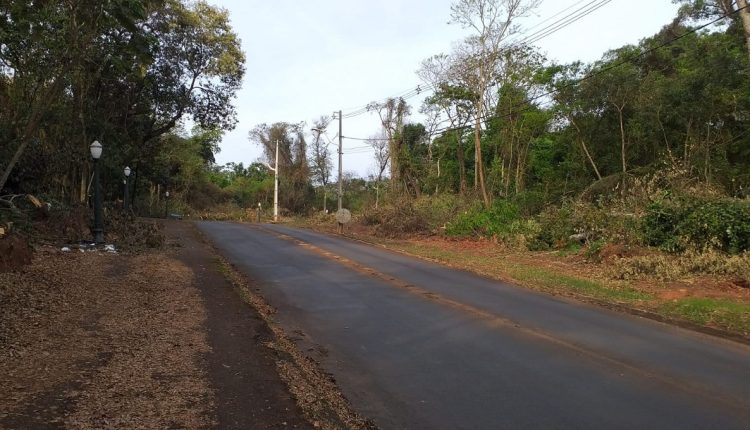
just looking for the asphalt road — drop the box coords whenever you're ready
[198,222,750,430]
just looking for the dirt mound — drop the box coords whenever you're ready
[0,234,33,273]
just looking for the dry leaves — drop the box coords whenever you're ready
[0,248,214,429]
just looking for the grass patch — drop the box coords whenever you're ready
[508,266,652,302]
[392,243,651,304]
[555,242,582,257]
[659,298,750,333]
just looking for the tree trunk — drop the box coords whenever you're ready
[570,118,602,181]
[737,0,750,64]
[0,79,63,193]
[616,103,628,195]
[474,115,490,207]
[615,103,627,174]
[456,131,467,195]
[704,123,712,182]
[80,169,88,204]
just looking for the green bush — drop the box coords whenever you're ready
[446,200,540,248]
[446,200,520,237]
[531,203,575,250]
[413,194,466,229]
[532,201,641,250]
[511,191,547,216]
[643,198,750,254]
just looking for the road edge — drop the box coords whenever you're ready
[192,222,378,430]
[295,223,750,347]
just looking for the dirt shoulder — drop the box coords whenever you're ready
[0,220,313,429]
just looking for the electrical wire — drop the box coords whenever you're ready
[341,83,435,119]
[516,0,613,46]
[343,6,746,141]
[329,1,736,147]
[337,0,614,120]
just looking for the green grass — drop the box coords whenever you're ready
[659,298,750,333]
[392,241,750,335]
[555,242,582,257]
[507,266,653,302]
[393,243,652,304]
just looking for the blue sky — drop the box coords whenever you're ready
[206,0,681,177]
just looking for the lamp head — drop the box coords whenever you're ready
[90,140,103,159]
[124,166,131,177]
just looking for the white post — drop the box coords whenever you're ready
[274,139,279,222]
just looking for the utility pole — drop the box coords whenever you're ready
[262,140,280,223]
[336,110,343,233]
[274,139,279,222]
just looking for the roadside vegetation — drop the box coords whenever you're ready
[2,1,749,335]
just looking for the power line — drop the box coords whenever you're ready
[517,0,593,35]
[342,84,434,119]
[520,0,613,45]
[331,0,724,147]
[338,0,614,121]
[421,6,747,138]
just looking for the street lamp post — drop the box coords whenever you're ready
[90,140,104,244]
[165,190,169,219]
[123,166,131,212]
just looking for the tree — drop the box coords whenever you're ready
[0,0,151,193]
[674,0,750,63]
[0,0,245,204]
[418,54,476,195]
[483,45,549,196]
[249,122,314,213]
[309,116,333,212]
[398,123,430,198]
[548,63,604,182]
[367,97,410,192]
[367,133,390,208]
[449,0,534,207]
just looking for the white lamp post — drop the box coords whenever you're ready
[90,140,104,244]
[123,166,131,212]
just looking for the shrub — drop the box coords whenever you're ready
[643,198,750,254]
[446,200,541,248]
[361,198,429,237]
[446,200,520,238]
[532,203,575,250]
[532,201,641,250]
[584,239,607,262]
[511,191,547,216]
[608,250,750,283]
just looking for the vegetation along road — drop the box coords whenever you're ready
[199,221,750,430]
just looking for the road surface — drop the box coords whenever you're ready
[198,222,750,430]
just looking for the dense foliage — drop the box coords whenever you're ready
[3,0,749,256]
[1,0,245,214]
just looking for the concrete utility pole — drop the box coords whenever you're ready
[274,139,279,222]
[336,110,343,233]
[262,140,280,223]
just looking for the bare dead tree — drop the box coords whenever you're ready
[309,116,332,212]
[448,0,534,207]
[366,97,410,193]
[367,132,390,208]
